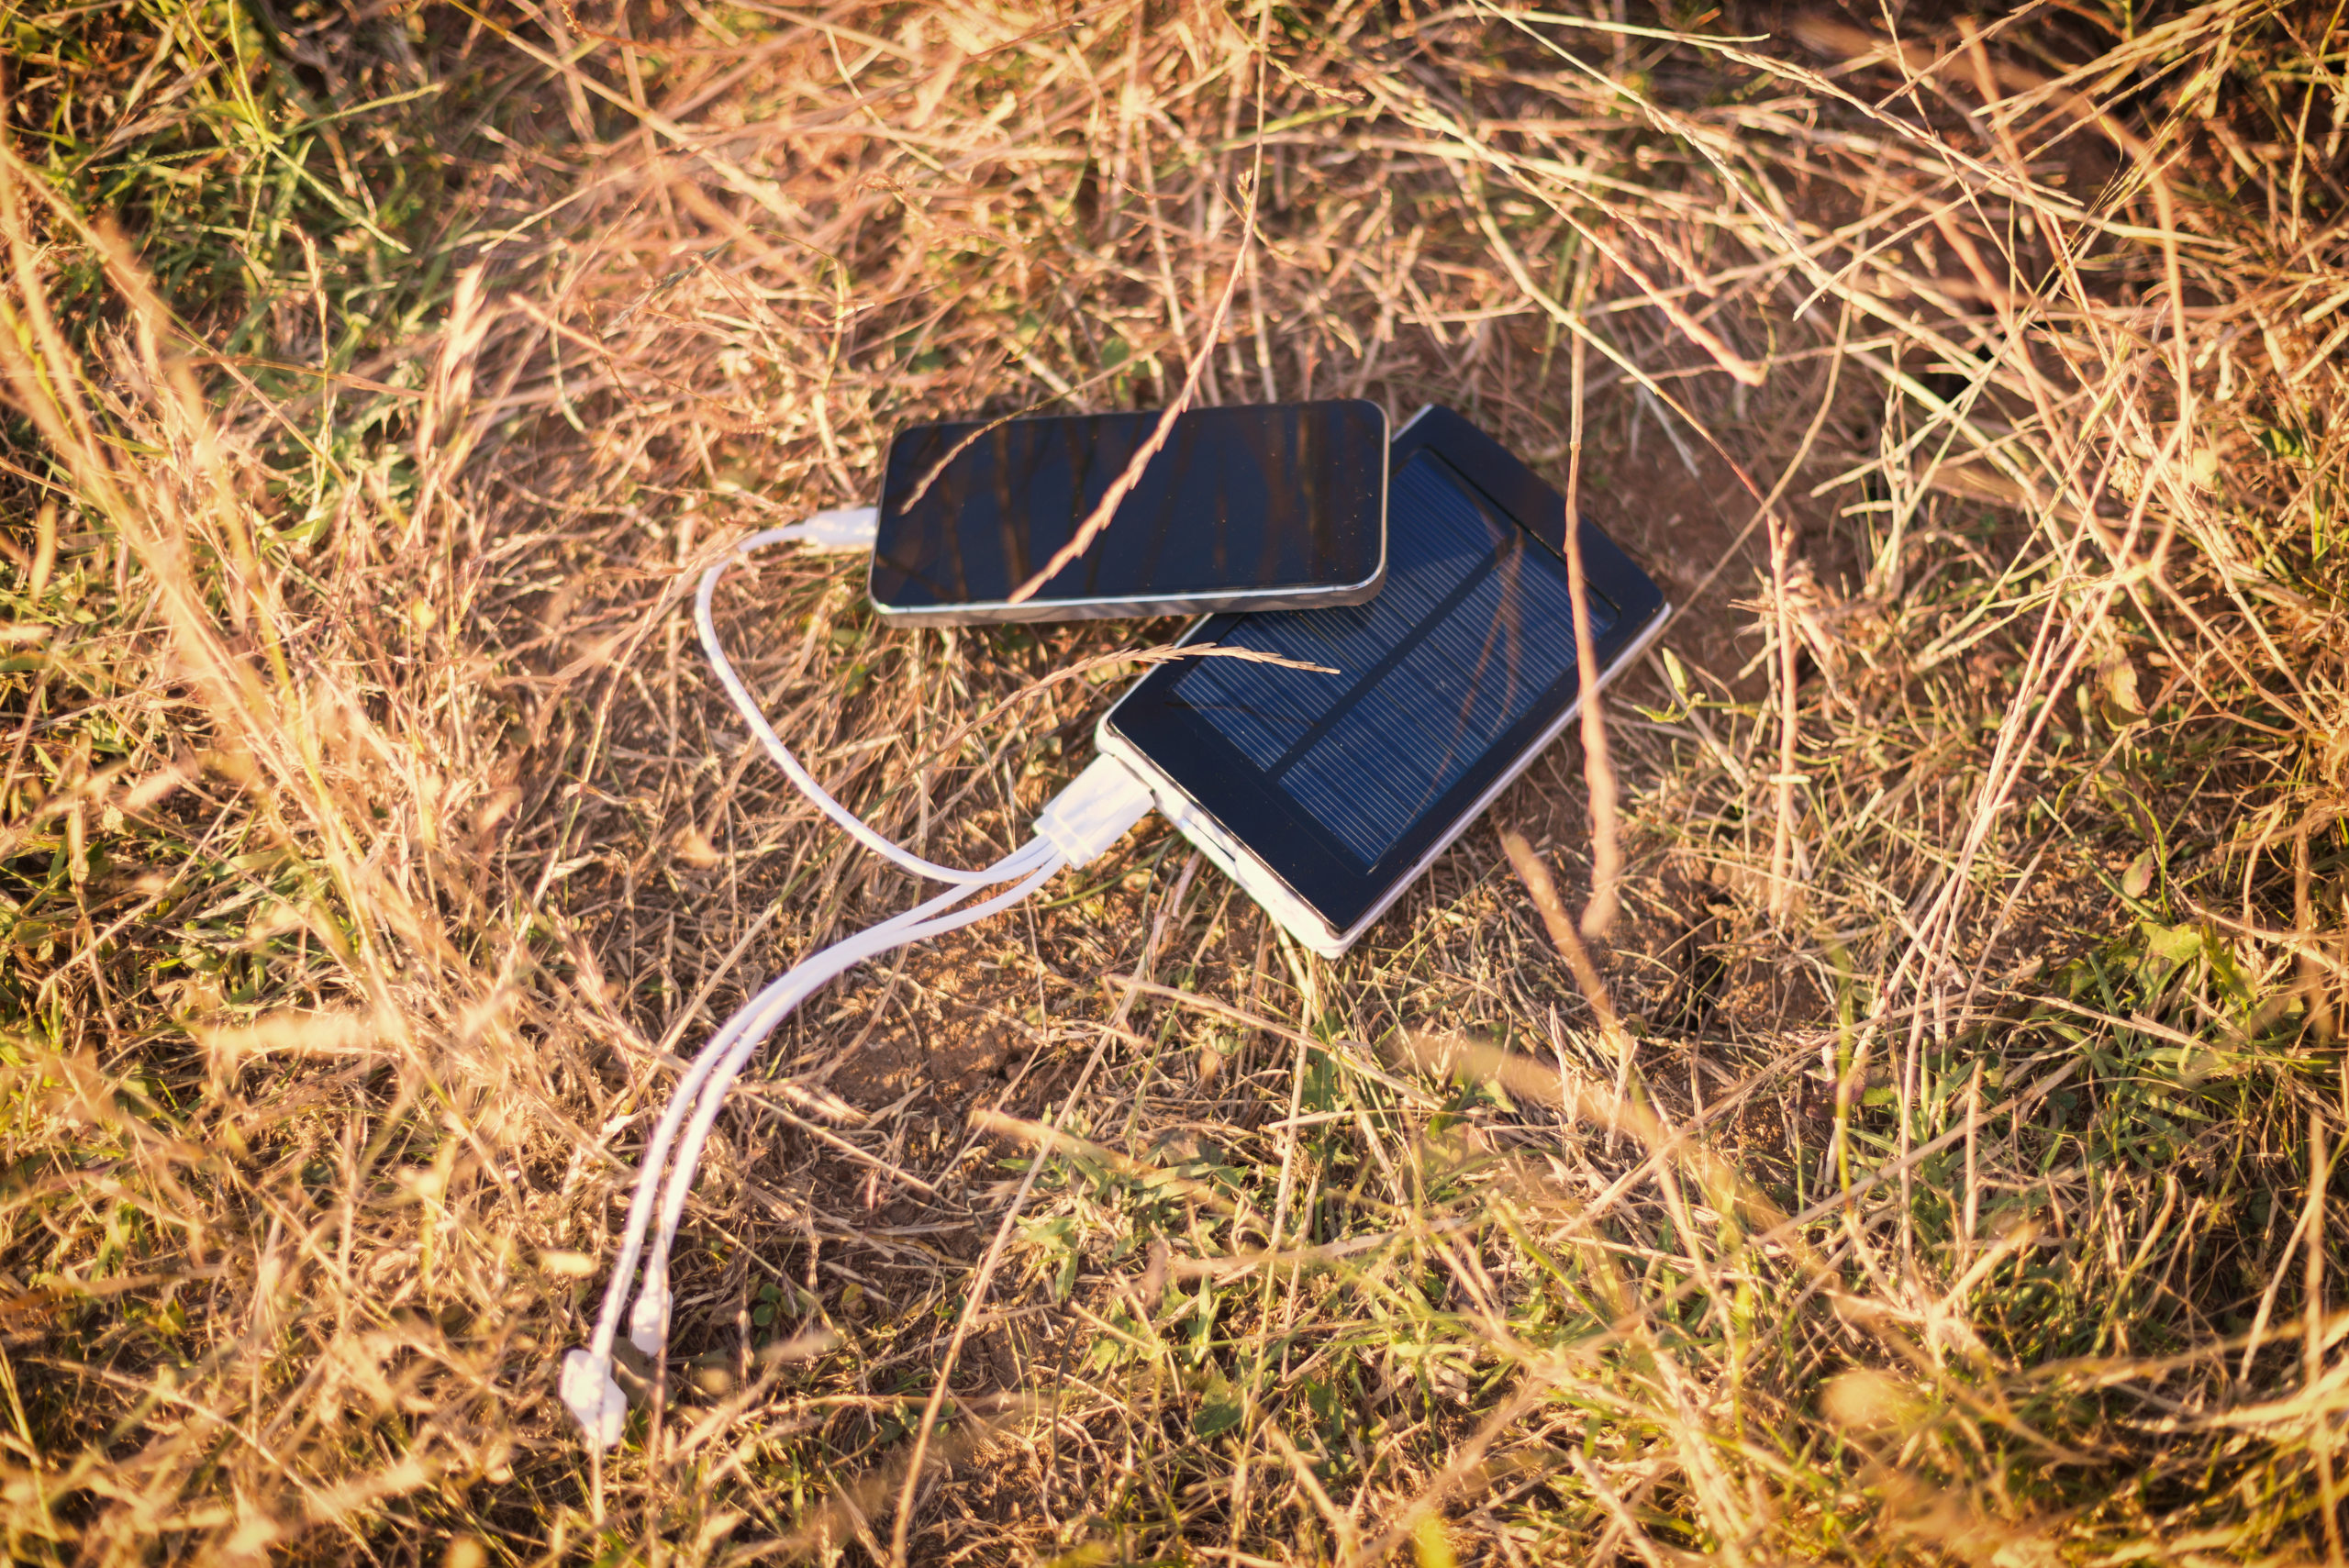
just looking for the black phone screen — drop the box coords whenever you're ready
[868,400,1386,621]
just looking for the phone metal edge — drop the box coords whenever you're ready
[1099,601,1673,959]
[865,562,1385,625]
[865,408,1393,625]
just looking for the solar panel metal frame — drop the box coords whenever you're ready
[1097,405,1669,956]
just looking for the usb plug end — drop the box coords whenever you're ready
[774,506,878,551]
[1034,755,1154,865]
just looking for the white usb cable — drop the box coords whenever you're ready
[562,525,1153,1449]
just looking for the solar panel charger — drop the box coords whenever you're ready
[1097,405,1669,956]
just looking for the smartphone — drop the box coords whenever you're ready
[867,400,1388,624]
[1096,406,1669,957]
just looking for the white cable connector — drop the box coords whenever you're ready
[765,505,879,551]
[1034,753,1154,865]
[563,528,1164,1452]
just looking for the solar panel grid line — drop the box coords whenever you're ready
[1260,545,1614,806]
[1367,652,1514,787]
[1315,615,1505,775]
[1167,508,1490,767]
[1177,592,1464,773]
[1165,447,1625,869]
[1253,519,1482,670]
[1286,665,1476,860]
[1283,746,1421,862]
[1177,658,1326,769]
[1174,463,1510,770]
[1416,556,1600,708]
[1285,613,1540,862]
[1254,551,1516,783]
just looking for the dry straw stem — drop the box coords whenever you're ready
[1554,253,1623,940]
[4,0,2349,1563]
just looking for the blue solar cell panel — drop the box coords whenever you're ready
[1177,642,1330,768]
[1284,662,1475,861]
[1416,555,1584,701]
[1172,451,1617,866]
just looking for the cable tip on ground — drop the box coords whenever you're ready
[560,1349,628,1451]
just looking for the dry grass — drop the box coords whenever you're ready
[3,0,2345,1562]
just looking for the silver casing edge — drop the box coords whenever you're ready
[1097,602,1673,960]
[868,414,1392,625]
[867,564,1386,626]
